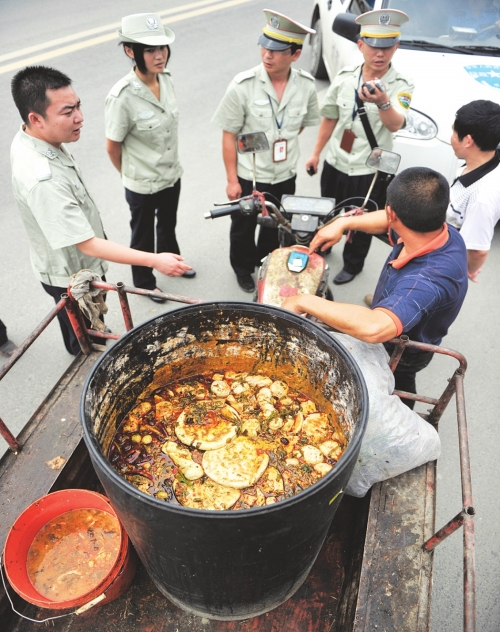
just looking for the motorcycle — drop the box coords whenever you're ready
[205,132,400,307]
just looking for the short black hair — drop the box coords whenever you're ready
[122,43,171,75]
[11,66,72,123]
[454,100,500,152]
[386,167,449,233]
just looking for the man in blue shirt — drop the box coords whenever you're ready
[282,167,468,408]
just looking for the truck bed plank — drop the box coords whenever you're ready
[354,462,435,632]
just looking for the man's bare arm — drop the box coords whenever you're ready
[282,294,398,343]
[222,130,241,201]
[106,139,122,173]
[309,210,389,253]
[467,249,488,282]
[77,237,192,277]
[305,117,337,174]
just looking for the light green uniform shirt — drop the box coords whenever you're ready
[212,63,320,184]
[320,64,414,176]
[10,127,108,287]
[105,68,182,194]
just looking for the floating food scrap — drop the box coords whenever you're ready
[45,456,67,470]
[108,371,346,510]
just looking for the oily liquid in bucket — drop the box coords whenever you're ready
[26,508,121,602]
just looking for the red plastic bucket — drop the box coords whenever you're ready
[3,489,136,611]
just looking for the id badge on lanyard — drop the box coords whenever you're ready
[268,95,287,162]
[273,139,287,162]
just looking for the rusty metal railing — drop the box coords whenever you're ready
[0,283,200,452]
[388,336,475,632]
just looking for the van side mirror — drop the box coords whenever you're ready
[332,13,360,43]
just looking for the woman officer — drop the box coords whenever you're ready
[105,13,195,303]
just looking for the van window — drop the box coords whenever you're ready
[385,0,500,52]
[347,0,376,17]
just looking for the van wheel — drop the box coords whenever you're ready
[310,18,328,79]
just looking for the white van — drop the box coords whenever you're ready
[309,0,500,181]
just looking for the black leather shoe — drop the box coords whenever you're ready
[182,269,196,278]
[148,288,168,303]
[333,269,356,285]
[236,274,255,293]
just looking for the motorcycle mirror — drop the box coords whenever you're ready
[236,132,270,155]
[365,148,401,175]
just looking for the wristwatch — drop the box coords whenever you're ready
[377,101,392,110]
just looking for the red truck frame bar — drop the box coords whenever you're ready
[0,281,476,631]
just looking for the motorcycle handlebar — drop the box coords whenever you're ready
[204,204,242,219]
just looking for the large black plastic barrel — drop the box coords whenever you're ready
[80,302,368,620]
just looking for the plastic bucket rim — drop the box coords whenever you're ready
[3,489,128,609]
[80,301,369,518]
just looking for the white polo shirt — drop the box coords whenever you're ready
[446,152,500,251]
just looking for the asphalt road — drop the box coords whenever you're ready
[0,1,499,630]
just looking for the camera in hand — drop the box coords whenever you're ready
[362,79,386,94]
[307,165,316,176]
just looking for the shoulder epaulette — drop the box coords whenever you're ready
[34,156,52,182]
[108,76,130,98]
[297,68,315,81]
[337,65,359,76]
[234,68,256,84]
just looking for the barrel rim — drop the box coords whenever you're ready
[80,301,368,518]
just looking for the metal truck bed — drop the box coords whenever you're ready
[0,283,475,631]
[0,352,433,632]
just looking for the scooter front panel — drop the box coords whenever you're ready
[257,246,326,307]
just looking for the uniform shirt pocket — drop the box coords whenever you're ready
[135,118,162,148]
[338,99,355,126]
[287,105,308,131]
[71,180,87,205]
[136,118,161,132]
[249,104,273,130]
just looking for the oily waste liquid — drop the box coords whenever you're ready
[27,508,121,602]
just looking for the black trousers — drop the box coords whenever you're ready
[0,318,7,346]
[42,280,106,356]
[385,345,434,410]
[125,179,181,290]
[320,161,390,275]
[230,176,296,277]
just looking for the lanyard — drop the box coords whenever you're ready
[267,95,286,131]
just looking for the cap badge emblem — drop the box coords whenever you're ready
[146,16,159,30]
[270,16,280,29]
[379,13,391,25]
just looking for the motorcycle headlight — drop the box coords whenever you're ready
[396,108,438,141]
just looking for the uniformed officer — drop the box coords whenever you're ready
[10,66,192,355]
[212,9,321,293]
[105,13,195,303]
[306,9,414,285]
